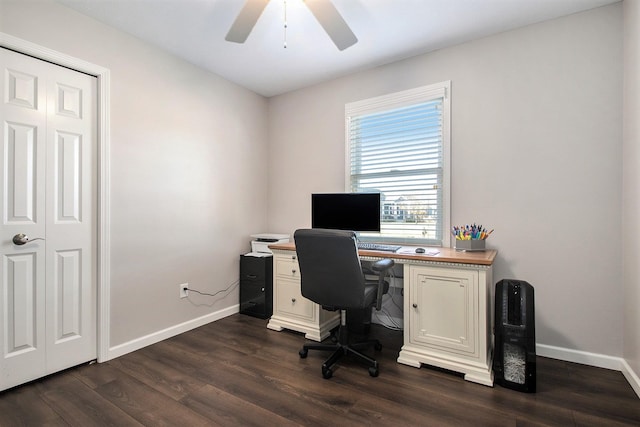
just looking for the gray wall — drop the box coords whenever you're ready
[623,0,640,386]
[268,5,624,357]
[1,0,269,347]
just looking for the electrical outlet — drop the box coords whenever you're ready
[179,283,189,298]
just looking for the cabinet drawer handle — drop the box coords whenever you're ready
[247,274,257,279]
[292,269,297,274]
[292,255,296,260]
[412,303,418,308]
[291,298,296,303]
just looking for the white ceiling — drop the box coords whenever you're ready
[56,0,619,97]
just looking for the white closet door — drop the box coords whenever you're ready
[0,47,97,390]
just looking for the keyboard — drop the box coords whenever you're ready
[357,242,401,253]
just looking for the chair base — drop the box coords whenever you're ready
[346,307,372,335]
[299,321,382,378]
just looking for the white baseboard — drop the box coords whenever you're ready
[537,343,640,399]
[621,359,640,399]
[105,304,239,361]
[536,343,624,370]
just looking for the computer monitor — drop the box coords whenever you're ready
[311,193,381,232]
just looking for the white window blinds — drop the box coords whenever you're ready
[346,82,450,246]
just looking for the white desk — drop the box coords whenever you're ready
[266,242,497,386]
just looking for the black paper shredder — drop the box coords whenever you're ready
[494,279,536,393]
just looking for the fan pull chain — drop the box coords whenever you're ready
[283,0,288,48]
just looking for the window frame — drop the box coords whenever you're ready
[345,81,451,247]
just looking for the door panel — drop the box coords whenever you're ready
[54,131,83,222]
[53,249,82,342]
[4,252,40,353]
[409,266,479,357]
[5,122,38,223]
[0,47,96,390]
[2,248,47,384]
[55,83,82,119]
[6,68,38,110]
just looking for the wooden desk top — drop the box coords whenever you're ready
[269,242,497,266]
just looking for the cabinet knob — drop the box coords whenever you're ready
[261,287,265,292]
[292,255,296,260]
[292,269,296,274]
[412,303,418,308]
[291,298,296,303]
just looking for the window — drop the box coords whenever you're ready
[345,81,451,246]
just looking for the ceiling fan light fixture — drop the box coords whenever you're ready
[225,0,357,51]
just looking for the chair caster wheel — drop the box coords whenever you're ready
[369,367,379,377]
[322,367,333,379]
[299,349,308,358]
[374,342,382,351]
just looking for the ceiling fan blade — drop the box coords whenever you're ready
[305,0,357,51]
[225,0,270,43]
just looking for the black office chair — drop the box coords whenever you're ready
[294,228,395,379]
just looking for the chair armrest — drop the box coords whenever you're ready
[371,258,394,273]
[372,258,394,311]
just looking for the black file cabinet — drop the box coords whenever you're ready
[240,254,273,319]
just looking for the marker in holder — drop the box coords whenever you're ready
[452,224,492,251]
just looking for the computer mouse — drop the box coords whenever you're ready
[415,247,426,254]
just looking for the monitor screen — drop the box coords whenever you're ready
[311,193,381,232]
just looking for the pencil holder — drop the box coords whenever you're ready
[454,239,486,252]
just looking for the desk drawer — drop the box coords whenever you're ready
[275,277,314,321]
[275,255,300,279]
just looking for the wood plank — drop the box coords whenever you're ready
[36,373,143,427]
[107,350,209,401]
[71,360,124,389]
[0,382,66,426]
[181,384,300,427]
[94,375,212,427]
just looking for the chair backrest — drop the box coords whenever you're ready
[293,228,366,310]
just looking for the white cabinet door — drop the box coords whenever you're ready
[0,48,97,391]
[399,262,494,386]
[408,266,478,357]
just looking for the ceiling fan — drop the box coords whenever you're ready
[225,0,358,51]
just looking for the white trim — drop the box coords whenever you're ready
[537,343,623,370]
[107,306,240,360]
[346,82,448,116]
[0,33,112,363]
[441,82,451,248]
[537,344,640,399]
[621,359,640,399]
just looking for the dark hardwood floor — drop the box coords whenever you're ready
[1,313,639,426]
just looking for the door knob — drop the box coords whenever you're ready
[12,233,45,245]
